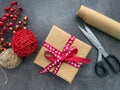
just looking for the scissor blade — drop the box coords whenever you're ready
[83,24,108,57]
[78,25,102,50]
[83,24,102,47]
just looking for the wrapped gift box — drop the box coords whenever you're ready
[34,25,91,83]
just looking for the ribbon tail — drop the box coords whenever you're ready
[66,56,90,64]
[52,62,62,74]
[66,61,81,68]
[40,61,57,74]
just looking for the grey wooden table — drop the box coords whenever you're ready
[0,0,120,90]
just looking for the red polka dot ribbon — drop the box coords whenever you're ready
[40,36,90,74]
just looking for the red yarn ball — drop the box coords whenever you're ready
[12,29,38,57]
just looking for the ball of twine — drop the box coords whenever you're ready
[12,29,38,57]
[0,48,22,84]
[0,48,22,69]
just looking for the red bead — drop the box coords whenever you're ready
[23,22,27,26]
[12,31,16,33]
[0,18,2,21]
[18,6,23,11]
[4,13,10,17]
[10,7,17,12]
[0,22,4,27]
[10,1,18,6]
[4,7,10,12]
[10,2,14,6]
[9,27,13,31]
[10,14,14,18]
[23,27,27,29]
[0,38,4,41]
[3,48,7,51]
[8,42,11,46]
[2,17,8,21]
[18,21,22,25]
[13,18,17,22]
[0,47,3,51]
[13,1,18,5]
[3,43,8,47]
[24,16,28,21]
[2,27,7,33]
[8,22,14,27]
[14,15,18,18]
[0,33,4,37]
[16,12,20,16]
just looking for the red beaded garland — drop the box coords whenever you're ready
[12,29,38,57]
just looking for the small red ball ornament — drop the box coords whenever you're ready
[12,29,38,57]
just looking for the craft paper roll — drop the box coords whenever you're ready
[76,5,120,40]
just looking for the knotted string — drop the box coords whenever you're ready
[0,65,8,84]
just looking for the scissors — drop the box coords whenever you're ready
[78,23,120,77]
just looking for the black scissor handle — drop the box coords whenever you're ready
[95,61,109,77]
[105,54,120,74]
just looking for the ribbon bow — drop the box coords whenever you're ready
[40,36,90,74]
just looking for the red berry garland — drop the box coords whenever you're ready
[12,29,38,57]
[0,0,23,52]
[0,0,38,56]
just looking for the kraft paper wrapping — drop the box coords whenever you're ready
[34,25,91,83]
[76,5,120,40]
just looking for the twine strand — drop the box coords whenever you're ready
[0,65,8,84]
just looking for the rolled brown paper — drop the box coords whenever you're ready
[76,5,120,40]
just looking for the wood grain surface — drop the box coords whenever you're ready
[0,0,120,90]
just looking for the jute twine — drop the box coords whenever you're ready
[0,48,22,84]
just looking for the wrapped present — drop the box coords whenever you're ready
[34,25,91,83]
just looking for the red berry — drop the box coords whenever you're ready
[8,42,11,46]
[0,46,3,50]
[18,6,23,11]
[13,1,18,5]
[2,27,7,33]
[24,16,28,21]
[0,22,4,27]
[14,15,18,18]
[4,13,10,17]
[3,43,8,47]
[18,21,22,25]
[3,48,7,51]
[16,12,20,16]
[0,33,4,37]
[13,18,17,22]
[4,7,10,12]
[0,18,2,21]
[10,14,14,18]
[9,27,13,31]
[10,1,18,6]
[12,31,16,33]
[2,17,8,21]
[8,22,14,27]
[10,2,14,6]
[10,7,16,12]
